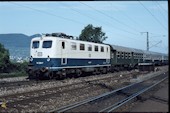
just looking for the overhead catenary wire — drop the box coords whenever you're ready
[10,1,141,39]
[138,1,167,30]
[58,2,144,42]
[110,2,149,32]
[58,2,103,26]
[8,1,145,43]
[156,1,168,13]
[152,1,167,22]
[9,2,85,25]
[150,32,166,36]
[79,1,141,36]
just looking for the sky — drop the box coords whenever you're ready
[0,1,168,54]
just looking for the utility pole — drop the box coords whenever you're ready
[141,32,149,51]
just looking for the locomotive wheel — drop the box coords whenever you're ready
[28,69,34,79]
[35,71,40,80]
[48,72,53,79]
[44,72,53,79]
[93,68,99,75]
[76,69,82,77]
[58,70,66,80]
[102,68,107,74]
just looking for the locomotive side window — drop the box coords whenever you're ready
[71,42,76,50]
[95,46,98,52]
[80,43,85,50]
[43,41,52,48]
[32,41,39,49]
[88,44,92,51]
[62,42,65,49]
[101,46,104,52]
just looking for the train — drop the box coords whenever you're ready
[27,32,168,79]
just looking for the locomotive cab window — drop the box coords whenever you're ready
[43,41,52,48]
[32,41,39,49]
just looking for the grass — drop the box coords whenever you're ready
[0,71,28,79]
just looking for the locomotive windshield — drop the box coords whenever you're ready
[43,40,52,48]
[32,41,39,49]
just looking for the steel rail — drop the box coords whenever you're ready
[100,76,168,112]
[48,71,167,113]
[48,76,146,113]
[0,71,139,109]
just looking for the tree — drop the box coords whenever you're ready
[0,43,10,72]
[79,24,108,43]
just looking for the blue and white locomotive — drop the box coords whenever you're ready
[28,33,111,79]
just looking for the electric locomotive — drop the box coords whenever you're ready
[28,33,111,79]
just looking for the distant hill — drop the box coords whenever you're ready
[29,34,41,39]
[0,33,41,60]
[0,33,31,48]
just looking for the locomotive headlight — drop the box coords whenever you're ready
[30,56,33,62]
[47,56,50,62]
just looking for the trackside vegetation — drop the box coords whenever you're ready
[0,43,28,78]
[79,24,108,43]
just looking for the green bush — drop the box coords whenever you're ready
[0,43,29,78]
[0,71,28,78]
[0,43,10,73]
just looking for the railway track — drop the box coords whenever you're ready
[0,80,33,89]
[0,66,152,86]
[0,66,163,90]
[0,67,167,112]
[1,64,166,90]
[0,78,61,89]
[0,70,142,93]
[48,71,168,113]
[0,71,142,112]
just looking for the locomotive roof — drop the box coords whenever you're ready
[31,34,110,47]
